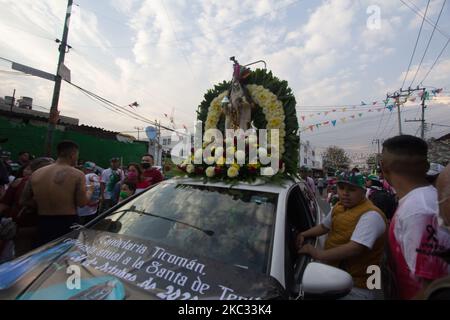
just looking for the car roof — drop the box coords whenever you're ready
[166,177,301,195]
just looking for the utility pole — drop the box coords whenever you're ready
[372,139,381,169]
[134,126,143,140]
[403,86,427,139]
[9,89,15,115]
[44,0,73,156]
[421,88,426,139]
[396,96,402,135]
[386,91,406,135]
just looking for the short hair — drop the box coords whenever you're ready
[30,157,54,171]
[142,154,154,160]
[57,140,79,158]
[383,135,428,156]
[382,135,428,177]
[122,180,136,192]
[19,151,30,156]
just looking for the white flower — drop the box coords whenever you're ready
[186,164,195,174]
[214,147,224,158]
[247,134,258,145]
[206,166,215,178]
[227,166,239,178]
[235,150,246,163]
[261,167,275,176]
[205,156,215,165]
[258,147,268,159]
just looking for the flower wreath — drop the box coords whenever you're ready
[178,69,299,183]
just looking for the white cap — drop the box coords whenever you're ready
[427,163,445,176]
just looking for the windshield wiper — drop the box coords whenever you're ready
[110,206,215,236]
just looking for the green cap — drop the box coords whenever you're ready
[367,174,380,182]
[337,171,366,189]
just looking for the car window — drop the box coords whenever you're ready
[285,185,314,293]
[92,182,278,274]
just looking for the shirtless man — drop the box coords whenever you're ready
[22,140,93,246]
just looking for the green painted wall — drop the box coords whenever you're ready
[0,117,147,168]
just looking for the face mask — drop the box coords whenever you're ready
[119,191,129,200]
[141,163,151,169]
[127,171,138,181]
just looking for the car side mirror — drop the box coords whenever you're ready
[301,262,353,299]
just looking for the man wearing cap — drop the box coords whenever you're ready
[297,171,387,299]
[426,162,445,187]
[77,162,101,224]
[100,158,124,212]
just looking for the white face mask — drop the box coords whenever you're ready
[437,215,450,233]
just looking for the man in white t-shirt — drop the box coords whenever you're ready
[381,135,450,300]
[100,158,124,212]
[77,162,101,224]
[297,171,387,299]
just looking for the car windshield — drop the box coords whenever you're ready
[91,182,278,274]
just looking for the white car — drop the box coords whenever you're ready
[0,178,352,300]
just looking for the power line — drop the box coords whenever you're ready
[400,0,450,39]
[66,80,187,135]
[409,0,447,88]
[1,23,56,42]
[400,0,430,89]
[419,37,450,85]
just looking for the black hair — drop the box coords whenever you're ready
[30,157,54,171]
[382,135,428,157]
[19,151,30,157]
[382,135,429,177]
[142,154,154,160]
[122,180,137,192]
[57,140,79,158]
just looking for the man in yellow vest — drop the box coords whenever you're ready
[297,171,387,299]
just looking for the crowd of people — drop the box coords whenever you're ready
[297,135,450,299]
[0,135,449,300]
[0,140,164,263]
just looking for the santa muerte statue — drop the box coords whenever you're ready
[222,57,256,131]
[178,57,300,183]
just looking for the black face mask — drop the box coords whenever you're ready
[141,163,151,169]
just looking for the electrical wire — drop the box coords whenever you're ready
[400,0,430,89]
[409,0,447,88]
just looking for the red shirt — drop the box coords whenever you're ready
[0,177,37,227]
[388,186,450,299]
[142,168,164,186]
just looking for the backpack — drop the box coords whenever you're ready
[369,189,397,220]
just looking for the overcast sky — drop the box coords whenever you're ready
[0,0,449,157]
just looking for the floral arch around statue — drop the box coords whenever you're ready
[177,58,300,184]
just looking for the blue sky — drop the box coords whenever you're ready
[0,0,449,157]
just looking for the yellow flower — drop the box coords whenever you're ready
[226,146,236,157]
[227,166,239,178]
[205,156,215,165]
[186,164,195,174]
[206,166,215,178]
[268,118,283,128]
[216,156,225,166]
[231,162,240,170]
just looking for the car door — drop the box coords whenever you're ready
[284,184,314,297]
